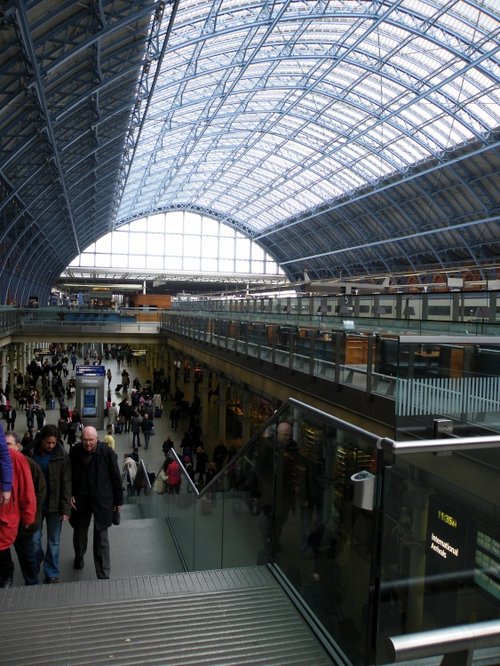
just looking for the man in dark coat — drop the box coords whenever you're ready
[69,425,123,580]
[5,405,16,432]
[140,412,154,450]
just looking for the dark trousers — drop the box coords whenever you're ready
[72,506,111,579]
[0,548,14,584]
[14,529,38,585]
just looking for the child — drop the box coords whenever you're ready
[102,424,116,450]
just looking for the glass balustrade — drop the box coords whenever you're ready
[141,400,499,666]
[160,314,500,438]
[376,436,500,665]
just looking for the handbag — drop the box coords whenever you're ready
[112,509,121,525]
[159,469,168,482]
[153,473,166,494]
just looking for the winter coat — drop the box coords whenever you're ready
[70,441,124,530]
[0,449,36,549]
[18,456,46,535]
[166,460,182,487]
[107,404,119,425]
[140,417,154,434]
[130,415,142,434]
[31,442,72,516]
[122,457,138,485]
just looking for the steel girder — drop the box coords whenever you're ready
[0,0,499,303]
[0,0,159,303]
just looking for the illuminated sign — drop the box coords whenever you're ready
[474,529,500,602]
[426,496,466,574]
[437,510,458,529]
[76,365,106,376]
[430,533,460,559]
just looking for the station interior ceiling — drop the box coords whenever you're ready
[0,1,499,303]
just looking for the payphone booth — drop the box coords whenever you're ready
[75,365,105,431]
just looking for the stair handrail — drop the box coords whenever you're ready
[168,396,384,500]
[386,618,500,664]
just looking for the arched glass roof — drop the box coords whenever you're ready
[66,210,283,277]
[0,0,498,304]
[118,0,500,236]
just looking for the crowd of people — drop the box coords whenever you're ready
[0,341,239,587]
[0,422,122,587]
[0,343,130,587]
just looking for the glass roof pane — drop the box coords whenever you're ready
[117,0,500,234]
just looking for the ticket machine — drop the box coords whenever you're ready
[75,365,106,431]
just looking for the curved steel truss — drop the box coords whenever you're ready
[0,0,499,302]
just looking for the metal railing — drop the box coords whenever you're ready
[387,618,500,664]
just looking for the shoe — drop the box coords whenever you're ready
[97,574,109,580]
[73,557,84,570]
[0,577,13,589]
[44,577,59,584]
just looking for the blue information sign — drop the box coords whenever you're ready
[76,365,106,376]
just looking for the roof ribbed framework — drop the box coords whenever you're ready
[0,0,499,302]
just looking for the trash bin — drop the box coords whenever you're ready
[350,470,375,511]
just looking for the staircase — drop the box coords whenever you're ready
[0,566,334,665]
[1,499,334,664]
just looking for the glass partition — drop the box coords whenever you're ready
[190,401,381,665]
[391,338,500,438]
[128,399,499,666]
[376,439,500,665]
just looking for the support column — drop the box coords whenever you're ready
[8,345,15,389]
[153,344,161,374]
[24,343,31,375]
[218,377,229,444]
[161,347,171,398]
[171,352,180,393]
[13,344,19,378]
[1,349,7,393]
[183,359,195,405]
[200,366,211,448]
[25,342,31,365]
[241,386,251,445]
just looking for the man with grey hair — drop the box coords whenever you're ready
[69,425,123,579]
